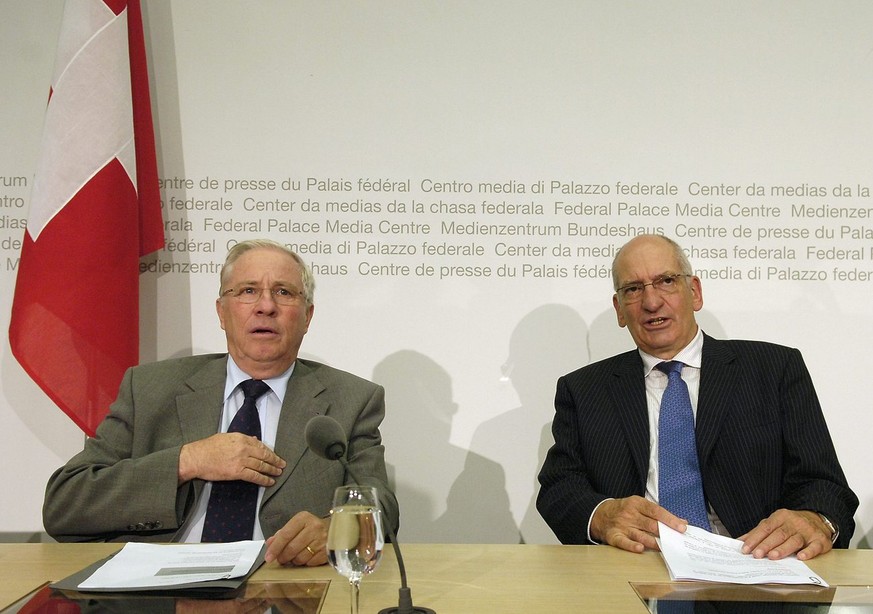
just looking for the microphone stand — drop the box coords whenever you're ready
[338,457,435,614]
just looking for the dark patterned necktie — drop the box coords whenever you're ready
[657,361,711,531]
[201,379,271,542]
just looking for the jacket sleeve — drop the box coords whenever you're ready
[42,367,191,542]
[775,348,858,548]
[537,374,642,544]
[345,383,400,536]
[699,341,858,547]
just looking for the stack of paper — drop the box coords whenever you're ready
[53,540,266,593]
[657,523,828,586]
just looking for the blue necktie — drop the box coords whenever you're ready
[657,361,711,531]
[202,379,271,542]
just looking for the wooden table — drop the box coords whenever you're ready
[4,543,873,613]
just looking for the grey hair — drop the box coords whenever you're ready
[611,234,693,291]
[219,239,315,305]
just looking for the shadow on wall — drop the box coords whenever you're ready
[140,0,193,365]
[371,305,729,544]
[470,303,589,544]
[374,350,519,543]
[857,515,871,549]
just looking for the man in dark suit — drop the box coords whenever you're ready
[537,234,857,560]
[43,239,398,566]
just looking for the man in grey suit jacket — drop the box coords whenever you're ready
[43,239,398,567]
[538,234,857,561]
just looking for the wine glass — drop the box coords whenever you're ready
[327,485,384,614]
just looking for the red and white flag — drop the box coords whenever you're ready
[9,0,164,436]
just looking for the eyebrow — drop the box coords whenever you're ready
[618,272,679,287]
[233,280,296,287]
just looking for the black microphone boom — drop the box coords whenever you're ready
[304,415,435,614]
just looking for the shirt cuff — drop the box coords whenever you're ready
[818,513,839,544]
[587,498,614,544]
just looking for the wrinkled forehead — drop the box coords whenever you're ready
[615,241,681,283]
[223,248,302,287]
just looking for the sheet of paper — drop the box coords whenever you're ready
[657,522,828,586]
[78,540,265,590]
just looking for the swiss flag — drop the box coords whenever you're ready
[9,0,164,436]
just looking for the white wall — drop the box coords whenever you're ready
[1,1,870,547]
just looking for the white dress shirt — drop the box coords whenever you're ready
[588,328,728,542]
[179,357,293,542]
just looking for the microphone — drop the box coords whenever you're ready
[305,413,347,461]
[305,415,435,614]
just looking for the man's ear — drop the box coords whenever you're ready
[613,294,627,328]
[216,298,227,331]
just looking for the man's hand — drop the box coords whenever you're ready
[591,496,688,553]
[739,509,834,561]
[178,433,286,486]
[265,511,329,566]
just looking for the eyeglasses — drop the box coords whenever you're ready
[220,284,307,306]
[615,274,691,303]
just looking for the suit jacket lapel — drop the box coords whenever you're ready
[696,334,738,463]
[171,355,227,539]
[176,356,228,443]
[263,360,330,504]
[609,351,650,489]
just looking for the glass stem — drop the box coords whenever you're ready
[350,579,361,614]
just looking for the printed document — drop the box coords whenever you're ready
[658,523,828,586]
[78,540,265,590]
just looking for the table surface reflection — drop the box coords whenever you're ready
[2,543,872,613]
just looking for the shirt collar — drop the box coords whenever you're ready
[639,327,703,376]
[224,356,295,402]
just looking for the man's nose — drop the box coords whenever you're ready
[254,289,279,311]
[640,284,664,308]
